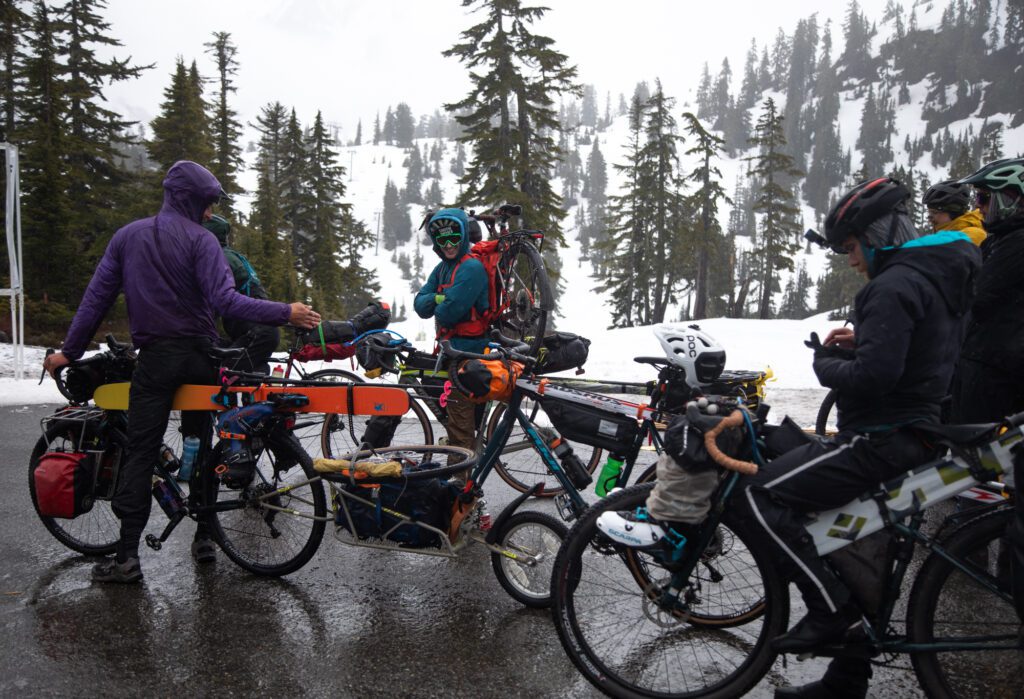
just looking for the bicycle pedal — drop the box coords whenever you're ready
[145,534,162,551]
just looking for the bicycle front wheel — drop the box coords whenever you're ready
[490,510,566,608]
[28,422,122,556]
[487,399,600,497]
[551,483,787,699]
[815,389,837,436]
[908,506,1023,699]
[497,240,552,355]
[202,435,326,576]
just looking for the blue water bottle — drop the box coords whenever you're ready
[177,436,200,482]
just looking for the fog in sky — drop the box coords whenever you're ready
[101,0,894,139]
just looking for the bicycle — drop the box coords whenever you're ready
[29,338,406,577]
[551,403,1023,698]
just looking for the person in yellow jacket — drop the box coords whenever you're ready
[923,179,987,245]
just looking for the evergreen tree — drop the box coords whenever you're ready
[383,106,396,144]
[249,100,299,301]
[695,61,712,120]
[425,178,444,208]
[711,58,732,130]
[581,138,608,264]
[280,108,313,270]
[856,84,893,175]
[148,58,213,173]
[304,110,349,316]
[580,83,598,128]
[335,209,379,317]
[443,0,580,304]
[779,260,813,319]
[595,95,645,327]
[203,31,243,205]
[804,23,846,215]
[381,177,411,249]
[18,0,78,308]
[403,145,424,204]
[450,141,465,177]
[748,98,802,319]
[372,111,380,144]
[394,102,415,147]
[354,118,362,146]
[681,112,728,320]
[0,0,30,142]
[816,253,862,318]
[738,39,759,111]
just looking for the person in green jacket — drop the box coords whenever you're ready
[204,215,280,373]
[923,179,987,245]
[414,208,489,466]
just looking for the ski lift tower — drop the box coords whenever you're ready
[1,143,24,379]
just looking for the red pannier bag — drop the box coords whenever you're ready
[292,342,357,363]
[33,452,96,519]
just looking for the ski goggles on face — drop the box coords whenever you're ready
[436,232,463,248]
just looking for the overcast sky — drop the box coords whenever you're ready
[101,0,894,139]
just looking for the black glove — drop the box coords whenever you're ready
[805,332,856,360]
[350,301,391,334]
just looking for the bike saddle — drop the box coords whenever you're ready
[634,356,669,368]
[208,346,246,361]
[914,421,999,446]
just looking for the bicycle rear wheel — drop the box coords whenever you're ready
[298,368,365,457]
[908,506,1023,698]
[551,484,787,699]
[487,398,600,497]
[321,393,433,458]
[202,435,326,576]
[496,240,552,355]
[28,422,122,556]
[815,389,837,436]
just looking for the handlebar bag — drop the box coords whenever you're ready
[535,332,591,375]
[455,358,523,403]
[34,452,96,519]
[540,396,640,453]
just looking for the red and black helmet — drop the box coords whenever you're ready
[824,177,910,249]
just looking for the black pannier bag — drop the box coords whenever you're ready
[540,396,640,453]
[535,332,591,375]
[335,473,458,549]
[299,301,392,346]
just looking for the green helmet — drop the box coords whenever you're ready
[203,214,231,245]
[959,158,1024,231]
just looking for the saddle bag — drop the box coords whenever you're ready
[33,452,96,519]
[455,358,523,403]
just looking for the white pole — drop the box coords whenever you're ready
[2,143,24,380]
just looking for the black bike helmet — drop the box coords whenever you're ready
[824,177,910,250]
[922,180,971,216]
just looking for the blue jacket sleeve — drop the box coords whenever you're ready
[813,277,922,397]
[414,265,442,319]
[62,234,126,359]
[435,258,487,327]
[194,232,290,325]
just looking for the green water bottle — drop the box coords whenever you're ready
[595,454,625,497]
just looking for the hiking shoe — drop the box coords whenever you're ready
[191,537,217,564]
[597,508,697,568]
[92,557,143,584]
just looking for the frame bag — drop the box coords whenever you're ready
[540,396,640,453]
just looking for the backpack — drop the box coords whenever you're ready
[223,247,268,299]
[436,239,503,340]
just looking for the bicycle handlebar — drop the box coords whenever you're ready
[438,333,535,367]
[703,409,758,475]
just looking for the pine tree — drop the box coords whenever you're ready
[304,111,349,317]
[695,62,712,120]
[682,112,728,320]
[381,177,410,249]
[711,58,732,130]
[148,58,213,173]
[425,178,444,208]
[249,101,299,301]
[203,31,243,205]
[0,0,30,142]
[335,210,379,317]
[394,102,415,147]
[738,39,759,111]
[804,23,846,216]
[383,106,396,145]
[779,260,812,319]
[748,98,802,320]
[816,253,862,318]
[280,108,313,271]
[580,83,598,128]
[372,111,380,144]
[595,95,646,327]
[18,1,78,308]
[403,145,423,204]
[354,118,362,146]
[443,0,579,307]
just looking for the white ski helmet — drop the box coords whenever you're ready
[653,324,726,388]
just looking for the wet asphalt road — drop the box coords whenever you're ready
[1,403,925,698]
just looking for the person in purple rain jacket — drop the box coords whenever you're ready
[44,160,321,583]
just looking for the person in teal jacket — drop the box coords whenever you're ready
[415,208,489,466]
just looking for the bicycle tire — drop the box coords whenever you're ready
[487,399,601,497]
[551,483,788,699]
[815,389,837,436]
[907,506,1022,699]
[28,422,122,556]
[490,509,566,608]
[497,240,552,355]
[203,434,326,576]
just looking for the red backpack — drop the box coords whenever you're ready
[436,239,505,340]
